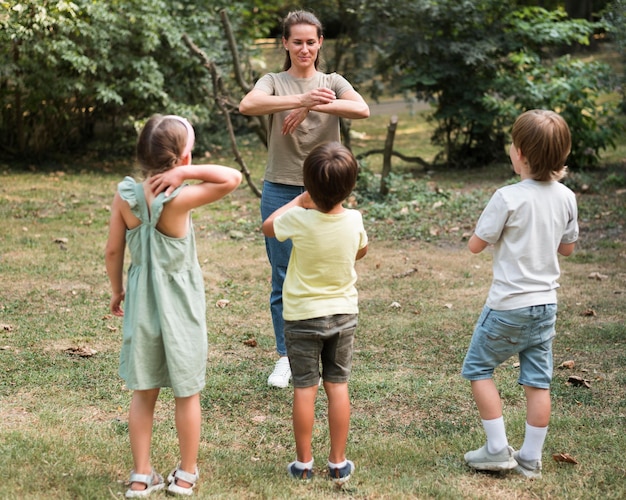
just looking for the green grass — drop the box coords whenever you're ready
[1,108,625,499]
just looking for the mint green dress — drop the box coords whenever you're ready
[118,177,207,398]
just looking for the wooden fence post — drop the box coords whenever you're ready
[380,115,398,196]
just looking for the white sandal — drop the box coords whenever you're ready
[167,465,199,496]
[125,469,165,498]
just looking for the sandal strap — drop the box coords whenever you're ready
[173,467,198,485]
[129,472,152,487]
[129,469,162,487]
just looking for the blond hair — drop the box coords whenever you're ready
[511,110,571,181]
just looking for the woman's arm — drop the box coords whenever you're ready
[239,87,337,116]
[309,89,370,120]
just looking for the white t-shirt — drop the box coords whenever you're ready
[474,179,578,310]
[253,71,355,186]
[274,206,368,321]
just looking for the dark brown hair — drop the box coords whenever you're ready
[303,142,358,212]
[511,109,571,181]
[282,10,323,71]
[136,115,188,178]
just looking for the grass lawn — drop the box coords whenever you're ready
[0,106,625,499]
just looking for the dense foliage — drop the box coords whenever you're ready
[353,1,621,167]
[0,0,257,158]
[0,0,623,168]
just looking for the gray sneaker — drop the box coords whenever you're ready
[513,451,542,479]
[464,444,518,471]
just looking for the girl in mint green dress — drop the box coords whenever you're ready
[105,114,241,497]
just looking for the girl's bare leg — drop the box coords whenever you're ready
[128,388,160,490]
[174,393,201,488]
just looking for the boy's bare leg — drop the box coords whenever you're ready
[129,388,160,490]
[471,379,502,419]
[324,381,350,464]
[524,386,551,427]
[174,393,201,488]
[293,385,318,463]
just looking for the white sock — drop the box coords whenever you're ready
[482,416,509,454]
[328,459,347,469]
[519,422,548,461]
[295,459,313,469]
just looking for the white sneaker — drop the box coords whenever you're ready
[268,357,291,388]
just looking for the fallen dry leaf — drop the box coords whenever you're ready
[215,299,230,308]
[587,271,608,280]
[566,375,591,388]
[582,309,597,317]
[559,360,575,369]
[243,338,257,347]
[392,268,417,278]
[64,346,97,357]
[553,453,578,464]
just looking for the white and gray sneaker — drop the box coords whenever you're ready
[513,451,542,479]
[268,357,291,388]
[464,444,518,471]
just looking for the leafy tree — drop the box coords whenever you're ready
[603,0,626,113]
[0,0,261,159]
[356,0,621,168]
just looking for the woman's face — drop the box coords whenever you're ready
[283,23,322,70]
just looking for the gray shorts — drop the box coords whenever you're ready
[284,314,357,388]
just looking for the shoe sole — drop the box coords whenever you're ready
[466,458,518,471]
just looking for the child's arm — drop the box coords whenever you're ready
[104,193,127,317]
[356,245,368,260]
[468,233,489,254]
[262,192,315,238]
[149,164,242,210]
[558,241,576,256]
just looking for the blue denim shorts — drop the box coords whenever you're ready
[284,314,357,388]
[461,304,557,389]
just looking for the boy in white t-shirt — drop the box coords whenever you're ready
[262,142,368,485]
[462,110,579,479]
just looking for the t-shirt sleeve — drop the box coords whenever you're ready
[273,206,305,243]
[330,73,355,98]
[474,191,507,245]
[253,73,276,95]
[355,212,368,249]
[561,190,579,244]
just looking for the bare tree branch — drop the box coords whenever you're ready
[182,33,262,198]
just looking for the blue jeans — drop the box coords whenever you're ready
[461,304,557,389]
[260,181,305,356]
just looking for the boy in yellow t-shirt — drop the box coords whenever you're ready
[262,142,368,485]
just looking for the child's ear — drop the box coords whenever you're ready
[179,153,192,166]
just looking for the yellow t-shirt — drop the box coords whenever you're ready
[274,207,368,321]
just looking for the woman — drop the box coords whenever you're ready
[239,10,369,388]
